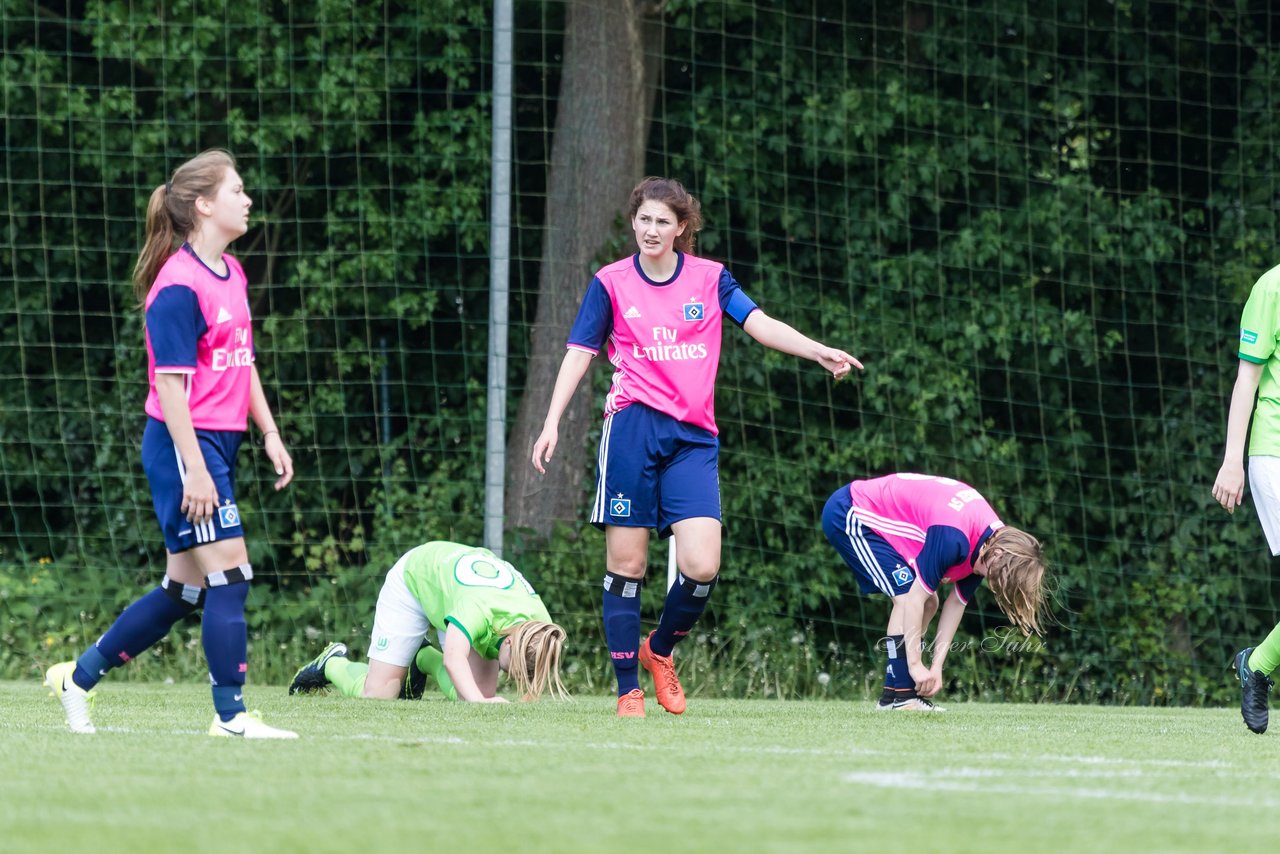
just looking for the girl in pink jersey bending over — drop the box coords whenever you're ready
[45,150,297,738]
[533,176,861,717]
[822,472,1050,711]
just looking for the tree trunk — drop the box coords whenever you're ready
[505,0,663,537]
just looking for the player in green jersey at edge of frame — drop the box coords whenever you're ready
[1214,262,1280,734]
[289,541,568,703]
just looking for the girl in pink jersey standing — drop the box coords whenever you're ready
[533,176,860,717]
[822,472,1049,710]
[45,150,297,738]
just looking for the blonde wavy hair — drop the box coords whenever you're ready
[981,526,1051,636]
[501,620,569,701]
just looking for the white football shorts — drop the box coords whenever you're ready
[368,553,446,666]
[1249,455,1280,555]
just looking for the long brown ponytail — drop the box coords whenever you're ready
[131,149,236,305]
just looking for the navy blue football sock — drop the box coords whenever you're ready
[72,647,112,693]
[883,634,915,695]
[649,572,718,658]
[203,565,252,721]
[602,572,643,696]
[73,579,203,691]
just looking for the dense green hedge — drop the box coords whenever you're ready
[4,1,1279,704]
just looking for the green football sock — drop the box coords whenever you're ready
[1248,621,1280,676]
[414,646,457,701]
[324,657,369,698]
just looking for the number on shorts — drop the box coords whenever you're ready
[454,553,535,595]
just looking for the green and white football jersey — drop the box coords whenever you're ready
[1239,263,1280,456]
[400,541,551,659]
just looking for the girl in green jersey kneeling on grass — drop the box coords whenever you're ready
[289,541,568,703]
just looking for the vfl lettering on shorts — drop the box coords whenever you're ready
[610,495,632,518]
[1242,327,1259,345]
[682,302,704,321]
[218,503,240,528]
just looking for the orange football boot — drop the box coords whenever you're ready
[639,631,686,714]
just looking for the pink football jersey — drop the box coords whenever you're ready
[847,473,1004,590]
[143,247,255,431]
[577,254,729,434]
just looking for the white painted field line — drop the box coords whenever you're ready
[977,750,1231,770]
[323,733,1280,781]
[841,769,1280,808]
[16,723,1276,792]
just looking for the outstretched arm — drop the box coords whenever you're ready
[442,623,507,703]
[532,348,594,473]
[742,310,863,379]
[1213,359,1263,513]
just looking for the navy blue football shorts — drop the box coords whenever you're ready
[590,403,721,538]
[822,485,916,597]
[141,416,246,553]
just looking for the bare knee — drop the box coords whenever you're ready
[606,527,650,579]
[361,661,407,700]
[669,518,721,582]
[190,538,251,576]
[608,555,647,579]
[360,678,402,700]
[677,555,719,583]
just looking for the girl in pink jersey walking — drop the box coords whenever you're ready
[822,472,1049,711]
[45,150,297,738]
[532,176,860,717]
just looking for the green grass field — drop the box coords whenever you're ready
[2,680,1274,853]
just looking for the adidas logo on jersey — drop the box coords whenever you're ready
[216,306,234,324]
[624,306,641,319]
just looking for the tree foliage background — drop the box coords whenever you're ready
[3,0,1278,704]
